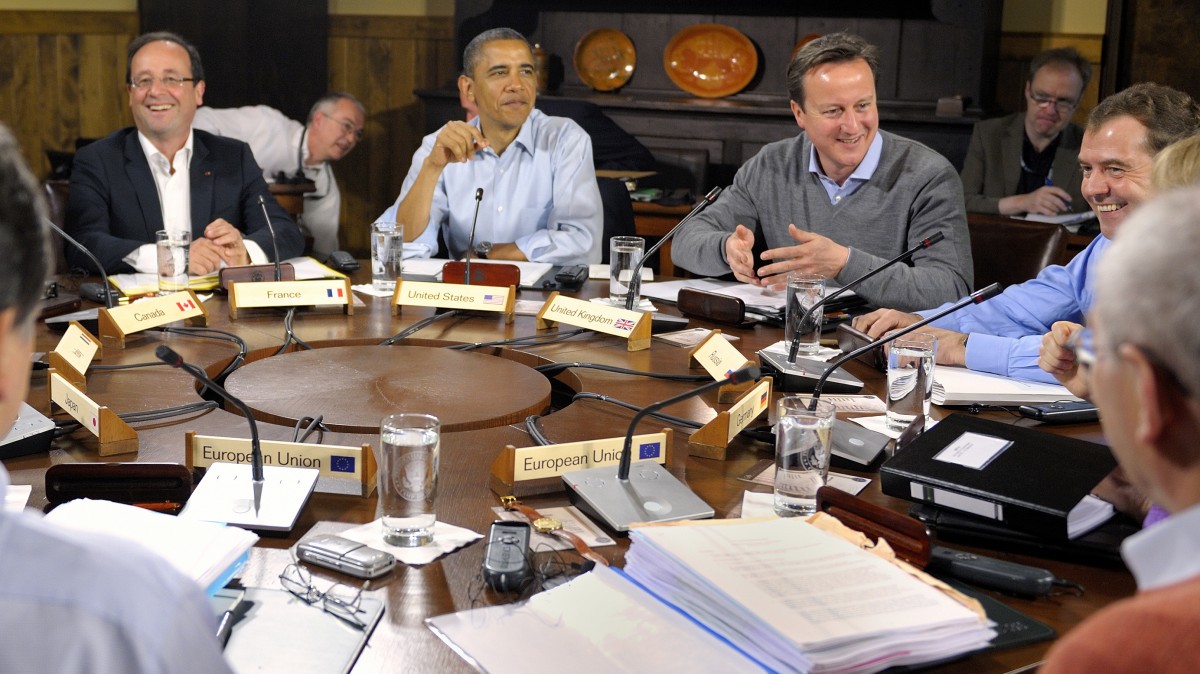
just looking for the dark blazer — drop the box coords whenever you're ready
[959,112,1085,215]
[65,127,304,273]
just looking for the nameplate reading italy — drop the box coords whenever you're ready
[391,279,514,322]
[185,433,376,497]
[48,321,102,388]
[98,290,207,347]
[49,372,137,455]
[536,292,651,351]
[228,278,353,319]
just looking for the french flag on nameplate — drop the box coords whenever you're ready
[176,299,196,311]
[326,288,344,298]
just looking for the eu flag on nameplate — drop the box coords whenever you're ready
[330,455,356,473]
[614,318,635,331]
[638,442,661,460]
[326,288,344,298]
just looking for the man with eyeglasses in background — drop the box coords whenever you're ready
[66,31,303,276]
[194,92,366,258]
[960,47,1091,216]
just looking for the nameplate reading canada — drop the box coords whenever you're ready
[231,279,351,309]
[102,290,206,335]
[393,280,514,317]
[512,432,669,481]
[536,293,650,350]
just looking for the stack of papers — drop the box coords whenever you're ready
[107,256,346,296]
[45,498,258,595]
[624,518,995,673]
[932,366,1083,405]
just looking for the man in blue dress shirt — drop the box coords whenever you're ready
[381,27,602,265]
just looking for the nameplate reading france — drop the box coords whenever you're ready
[186,433,376,497]
[99,290,207,346]
[536,292,650,351]
[691,330,753,381]
[229,278,353,318]
[392,280,514,322]
[510,432,670,481]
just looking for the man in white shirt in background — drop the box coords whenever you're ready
[194,92,366,257]
[0,122,232,673]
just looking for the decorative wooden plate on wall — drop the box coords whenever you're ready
[663,24,758,99]
[574,28,637,92]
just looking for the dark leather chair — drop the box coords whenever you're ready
[642,146,709,198]
[41,180,71,273]
[967,217,1067,289]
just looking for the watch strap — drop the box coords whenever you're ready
[501,496,608,567]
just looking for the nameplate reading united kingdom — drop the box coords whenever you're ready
[49,372,136,455]
[98,290,207,348]
[536,292,651,351]
[48,321,102,388]
[228,278,353,319]
[185,432,377,497]
[392,280,515,323]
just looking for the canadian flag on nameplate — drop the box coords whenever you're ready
[176,298,196,312]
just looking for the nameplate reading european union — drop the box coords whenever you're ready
[49,372,137,455]
[536,292,651,351]
[502,432,670,482]
[185,433,376,497]
[98,290,207,347]
[229,279,352,319]
[48,322,102,388]
[391,280,515,323]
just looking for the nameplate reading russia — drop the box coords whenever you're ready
[536,292,650,351]
[229,278,353,318]
[391,280,514,322]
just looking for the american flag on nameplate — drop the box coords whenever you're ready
[614,318,635,331]
[482,294,504,305]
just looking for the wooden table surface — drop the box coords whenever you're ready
[19,269,1133,673]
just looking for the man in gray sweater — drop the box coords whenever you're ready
[671,33,972,312]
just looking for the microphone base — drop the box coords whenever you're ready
[757,349,864,393]
[562,461,714,534]
[179,462,319,534]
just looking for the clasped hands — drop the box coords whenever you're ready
[189,219,249,275]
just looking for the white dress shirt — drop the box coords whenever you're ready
[1122,501,1200,591]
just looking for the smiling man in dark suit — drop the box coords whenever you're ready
[65,31,302,275]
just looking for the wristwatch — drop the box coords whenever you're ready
[473,241,493,259]
[500,496,608,567]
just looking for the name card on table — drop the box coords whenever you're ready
[229,279,354,319]
[48,321,102,389]
[689,330,755,403]
[98,290,207,348]
[490,430,674,498]
[185,433,377,498]
[391,280,515,323]
[49,372,137,456]
[687,378,772,461]
[535,292,651,351]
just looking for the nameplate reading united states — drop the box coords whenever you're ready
[536,292,651,351]
[98,290,207,347]
[49,321,102,387]
[229,278,353,319]
[49,372,136,455]
[185,433,377,497]
[392,280,515,323]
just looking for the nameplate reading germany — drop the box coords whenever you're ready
[98,290,207,346]
[229,278,353,318]
[392,280,515,322]
[536,292,651,351]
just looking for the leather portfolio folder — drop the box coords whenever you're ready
[880,414,1117,540]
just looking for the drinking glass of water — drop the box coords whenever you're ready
[886,333,937,432]
[378,413,439,547]
[773,397,836,516]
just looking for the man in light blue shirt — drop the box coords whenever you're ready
[383,27,602,265]
[855,83,1200,383]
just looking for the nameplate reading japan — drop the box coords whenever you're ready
[51,322,101,377]
[49,372,136,455]
[186,433,376,497]
[392,280,514,322]
[536,292,651,351]
[511,432,670,481]
[98,290,207,345]
[692,331,753,382]
[229,279,353,318]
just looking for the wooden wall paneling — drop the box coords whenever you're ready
[76,34,134,141]
[718,14,796,96]
[621,13,709,95]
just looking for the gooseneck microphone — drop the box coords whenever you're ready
[624,186,723,310]
[463,187,485,285]
[808,282,1003,406]
[256,194,283,281]
[563,364,760,532]
[786,232,945,363]
[156,345,264,516]
[45,218,115,309]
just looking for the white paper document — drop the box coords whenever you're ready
[934,432,1012,470]
[932,366,1083,405]
[1015,211,1096,225]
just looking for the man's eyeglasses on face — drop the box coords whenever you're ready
[325,115,364,141]
[130,75,195,91]
[1029,91,1078,114]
